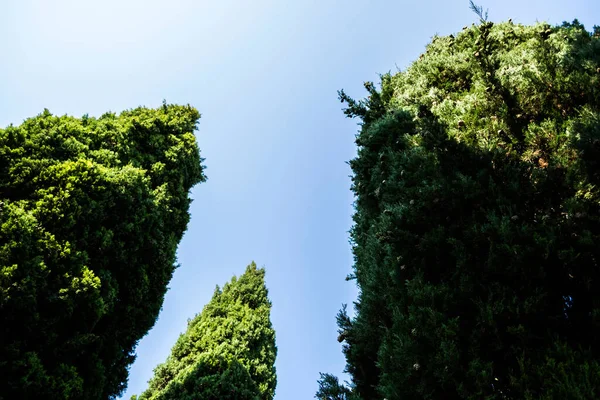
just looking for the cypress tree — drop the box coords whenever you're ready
[324,18,600,399]
[136,262,277,400]
[0,104,205,399]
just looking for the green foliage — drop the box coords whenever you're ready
[325,18,600,400]
[136,262,277,400]
[316,373,359,400]
[0,104,205,400]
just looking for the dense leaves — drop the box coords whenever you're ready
[136,262,277,400]
[0,104,205,400]
[326,19,600,399]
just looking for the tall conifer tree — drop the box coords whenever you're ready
[321,18,600,400]
[136,262,277,400]
[0,104,205,399]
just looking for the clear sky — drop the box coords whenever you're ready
[1,1,598,399]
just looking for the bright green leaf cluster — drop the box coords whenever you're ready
[136,262,277,400]
[326,19,600,399]
[0,104,205,399]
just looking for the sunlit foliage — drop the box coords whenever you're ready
[0,104,205,399]
[136,262,277,400]
[321,18,600,400]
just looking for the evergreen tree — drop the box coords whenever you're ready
[324,18,600,399]
[136,262,277,400]
[0,104,205,399]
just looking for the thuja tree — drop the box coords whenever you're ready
[135,262,277,400]
[320,18,600,400]
[0,104,205,400]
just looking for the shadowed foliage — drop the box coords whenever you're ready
[0,103,205,399]
[319,18,600,400]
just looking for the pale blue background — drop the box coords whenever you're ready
[1,1,598,399]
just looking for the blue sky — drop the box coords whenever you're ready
[1,1,598,399]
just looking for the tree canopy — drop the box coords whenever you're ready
[136,262,277,400]
[0,104,205,399]
[321,18,600,400]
